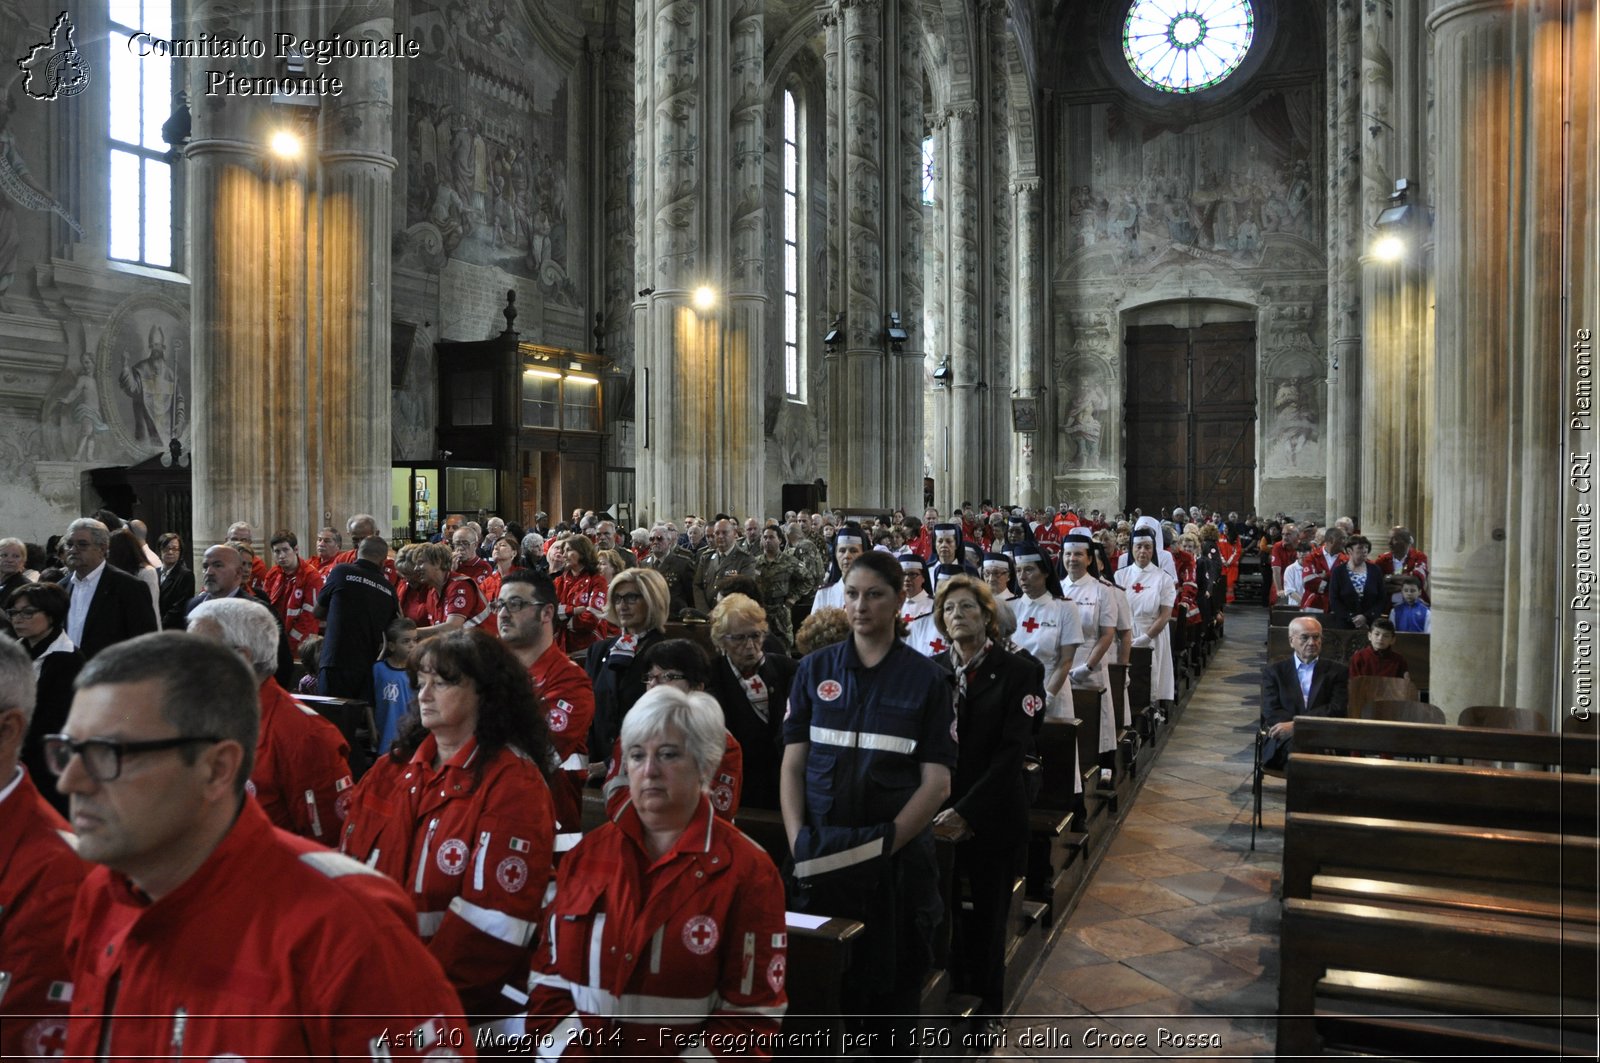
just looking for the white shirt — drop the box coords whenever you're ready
[1010,594,1084,681]
[66,560,107,647]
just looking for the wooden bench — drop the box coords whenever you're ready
[294,694,378,777]
[1294,716,1600,773]
[781,912,865,1055]
[1285,753,1600,835]
[1267,627,1431,694]
[1278,897,1600,1057]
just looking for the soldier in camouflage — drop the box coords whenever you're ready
[753,524,812,650]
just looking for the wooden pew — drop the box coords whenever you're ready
[781,913,866,1056]
[1278,898,1600,1057]
[1294,716,1600,773]
[294,694,378,777]
[1285,753,1600,835]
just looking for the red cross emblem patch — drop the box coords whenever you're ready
[929,638,947,653]
[1021,617,1040,633]
[1022,694,1043,717]
[817,679,843,702]
[767,953,787,993]
[711,783,734,811]
[547,706,570,733]
[496,855,529,893]
[748,676,764,696]
[27,1019,68,1058]
[1132,583,1145,593]
[436,838,469,876]
[683,914,720,955]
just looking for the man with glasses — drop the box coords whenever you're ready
[0,636,85,1061]
[640,522,695,617]
[58,517,158,660]
[494,569,593,836]
[50,632,468,1057]
[1260,616,1348,769]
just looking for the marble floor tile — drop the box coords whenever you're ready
[1071,916,1190,960]
[1102,849,1210,880]
[1086,878,1199,916]
[1051,961,1174,1013]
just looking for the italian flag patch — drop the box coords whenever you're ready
[48,981,73,1002]
[508,837,531,853]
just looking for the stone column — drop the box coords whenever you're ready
[1012,176,1043,507]
[1427,0,1515,713]
[945,99,983,509]
[890,0,926,511]
[1325,0,1362,522]
[188,2,394,550]
[634,0,764,522]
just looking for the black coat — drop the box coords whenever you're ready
[61,564,159,660]
[23,634,83,817]
[585,628,666,760]
[157,562,195,622]
[706,652,798,810]
[933,644,1044,852]
[1260,655,1348,765]
[1327,562,1387,629]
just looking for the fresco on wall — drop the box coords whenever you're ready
[397,0,578,307]
[1063,88,1319,269]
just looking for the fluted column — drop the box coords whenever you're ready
[189,2,394,551]
[1427,0,1514,713]
[891,0,926,509]
[1325,0,1362,522]
[1358,0,1396,525]
[634,0,764,521]
[946,100,983,509]
[1012,176,1043,507]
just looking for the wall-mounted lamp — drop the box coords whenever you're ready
[885,312,909,346]
[693,285,717,311]
[1371,178,1429,262]
[932,359,951,384]
[823,312,843,352]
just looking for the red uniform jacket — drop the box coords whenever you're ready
[341,735,556,1017]
[1374,548,1431,603]
[1172,548,1203,627]
[429,574,493,631]
[602,734,744,822]
[525,796,787,1058]
[527,642,596,837]
[264,561,324,653]
[400,577,434,626]
[0,769,85,1061]
[65,798,469,1059]
[555,571,609,654]
[455,556,495,592]
[253,680,353,843]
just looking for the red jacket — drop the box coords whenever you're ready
[341,735,556,1017]
[333,549,401,588]
[455,556,495,592]
[527,642,596,836]
[399,578,434,626]
[0,769,86,1061]
[253,680,352,843]
[525,796,787,1058]
[555,571,609,654]
[65,798,469,1059]
[429,574,492,631]
[264,561,324,653]
[1374,548,1430,603]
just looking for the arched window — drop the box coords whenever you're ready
[921,134,935,206]
[107,0,176,268]
[782,88,803,400]
[1122,0,1255,94]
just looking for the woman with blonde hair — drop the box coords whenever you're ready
[585,566,670,761]
[705,592,796,809]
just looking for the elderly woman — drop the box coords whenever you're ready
[4,582,81,815]
[155,532,194,623]
[481,532,520,602]
[394,543,434,625]
[706,592,797,810]
[1328,534,1387,630]
[554,533,608,654]
[340,629,556,1019]
[585,566,670,761]
[414,541,491,637]
[929,575,1044,1035]
[526,687,787,1054]
[0,536,32,600]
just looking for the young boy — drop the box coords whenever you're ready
[371,617,418,753]
[1390,575,1432,633]
[1348,617,1409,678]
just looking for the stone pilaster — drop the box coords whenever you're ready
[188,1,394,549]
[1325,0,1362,522]
[633,0,764,521]
[1012,177,1043,507]
[1426,0,1515,713]
[945,100,983,509]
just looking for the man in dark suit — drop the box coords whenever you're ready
[1260,616,1348,768]
[168,544,295,689]
[60,518,158,660]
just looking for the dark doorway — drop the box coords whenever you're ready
[1125,320,1257,515]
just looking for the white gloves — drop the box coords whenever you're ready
[1132,633,1153,649]
[1069,664,1092,686]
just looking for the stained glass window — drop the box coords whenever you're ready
[782,90,803,400]
[1123,0,1254,94]
[921,135,935,205]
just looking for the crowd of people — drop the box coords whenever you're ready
[0,498,1429,1056]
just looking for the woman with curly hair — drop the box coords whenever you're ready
[339,629,556,1020]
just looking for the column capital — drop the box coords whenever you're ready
[1011,177,1041,195]
[947,100,979,121]
[1426,0,1512,33]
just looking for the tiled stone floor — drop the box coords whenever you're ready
[1001,606,1281,1058]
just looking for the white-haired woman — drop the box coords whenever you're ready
[526,686,787,1055]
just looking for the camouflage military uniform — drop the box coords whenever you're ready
[789,537,827,589]
[753,550,812,649]
[694,544,759,610]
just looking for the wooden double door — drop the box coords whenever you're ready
[1124,321,1257,515]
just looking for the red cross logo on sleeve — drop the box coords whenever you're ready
[29,1020,68,1057]
[748,676,764,695]
[1021,617,1040,633]
[929,637,947,653]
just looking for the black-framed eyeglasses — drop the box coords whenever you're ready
[6,607,41,620]
[42,733,224,782]
[489,598,553,614]
[644,671,689,687]
[613,592,645,606]
[719,632,764,645]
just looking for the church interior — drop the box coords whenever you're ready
[0,0,1596,1046]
